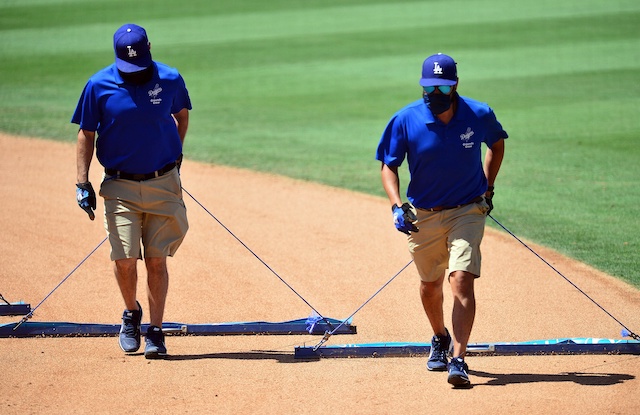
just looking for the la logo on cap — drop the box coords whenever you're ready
[127,46,138,58]
[420,53,457,87]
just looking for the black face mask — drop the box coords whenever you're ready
[423,91,453,115]
[119,65,153,86]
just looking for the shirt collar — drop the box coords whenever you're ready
[111,63,156,86]
[112,64,125,85]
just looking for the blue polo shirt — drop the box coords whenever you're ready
[376,95,508,209]
[71,62,192,174]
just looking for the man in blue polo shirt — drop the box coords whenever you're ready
[376,53,507,386]
[72,23,192,359]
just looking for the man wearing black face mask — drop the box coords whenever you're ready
[72,24,192,359]
[376,53,507,387]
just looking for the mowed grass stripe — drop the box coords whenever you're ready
[5,10,635,138]
[0,1,638,286]
[2,0,639,55]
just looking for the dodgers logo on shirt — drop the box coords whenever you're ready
[460,127,475,149]
[148,83,163,105]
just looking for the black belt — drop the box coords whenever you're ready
[105,161,176,181]
[418,196,484,212]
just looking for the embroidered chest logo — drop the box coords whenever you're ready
[148,83,163,105]
[433,62,443,75]
[126,46,138,58]
[460,127,475,148]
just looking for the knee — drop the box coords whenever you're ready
[420,277,444,297]
[145,257,168,275]
[449,271,475,295]
[114,258,137,274]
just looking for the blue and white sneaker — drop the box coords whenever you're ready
[119,301,142,353]
[144,325,167,359]
[448,357,470,386]
[427,328,452,371]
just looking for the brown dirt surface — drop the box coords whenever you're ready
[1,133,639,414]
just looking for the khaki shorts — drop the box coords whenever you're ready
[99,168,189,261]
[408,200,488,282]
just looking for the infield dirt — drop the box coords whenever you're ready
[1,133,639,414]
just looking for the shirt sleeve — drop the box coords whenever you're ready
[70,80,100,132]
[483,108,508,148]
[375,114,407,167]
[171,74,193,114]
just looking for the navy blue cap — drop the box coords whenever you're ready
[419,53,457,87]
[113,24,152,73]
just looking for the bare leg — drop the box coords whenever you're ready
[449,270,476,357]
[420,274,447,336]
[145,256,169,328]
[114,258,139,311]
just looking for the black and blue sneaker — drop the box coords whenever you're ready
[144,325,167,359]
[427,328,452,371]
[448,356,470,386]
[119,301,142,353]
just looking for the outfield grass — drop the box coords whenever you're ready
[1,0,638,287]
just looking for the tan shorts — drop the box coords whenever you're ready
[99,168,189,261]
[407,200,488,282]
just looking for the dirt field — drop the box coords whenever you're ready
[1,133,639,414]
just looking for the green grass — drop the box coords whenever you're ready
[1,0,639,287]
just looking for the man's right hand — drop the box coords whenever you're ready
[392,203,419,235]
[76,182,96,220]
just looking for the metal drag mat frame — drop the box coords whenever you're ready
[295,338,640,359]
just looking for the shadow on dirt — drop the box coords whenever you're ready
[470,370,635,386]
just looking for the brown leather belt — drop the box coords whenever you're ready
[105,161,176,181]
[417,196,484,212]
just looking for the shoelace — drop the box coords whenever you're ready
[433,348,447,360]
[122,315,139,336]
[431,339,449,361]
[146,329,165,346]
[450,358,467,372]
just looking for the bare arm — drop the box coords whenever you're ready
[172,108,189,146]
[76,129,95,183]
[381,163,403,208]
[484,138,505,190]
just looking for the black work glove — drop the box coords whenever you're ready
[392,203,419,235]
[485,186,494,216]
[76,182,96,220]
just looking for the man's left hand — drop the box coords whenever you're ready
[485,186,494,216]
[392,203,419,235]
